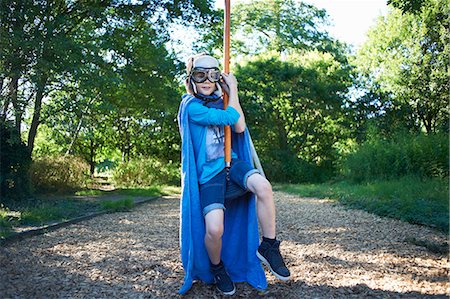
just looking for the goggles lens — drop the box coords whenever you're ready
[191,68,221,83]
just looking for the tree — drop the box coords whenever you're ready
[388,0,425,14]
[236,51,353,182]
[194,0,348,63]
[0,120,31,200]
[188,0,354,182]
[231,0,332,55]
[0,0,216,155]
[354,0,449,134]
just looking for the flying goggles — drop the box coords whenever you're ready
[190,67,221,83]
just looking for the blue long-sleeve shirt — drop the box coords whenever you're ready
[188,101,240,184]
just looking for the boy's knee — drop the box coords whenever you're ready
[205,224,224,241]
[257,179,272,197]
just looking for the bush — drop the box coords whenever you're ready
[0,121,32,200]
[342,132,448,182]
[262,149,330,183]
[112,156,180,187]
[30,155,90,194]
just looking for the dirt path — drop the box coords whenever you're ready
[0,192,448,298]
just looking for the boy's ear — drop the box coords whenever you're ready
[187,78,198,94]
[185,78,195,94]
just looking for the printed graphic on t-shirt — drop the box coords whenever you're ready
[206,125,224,161]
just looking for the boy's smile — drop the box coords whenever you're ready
[195,80,216,96]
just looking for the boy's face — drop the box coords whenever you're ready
[194,80,216,96]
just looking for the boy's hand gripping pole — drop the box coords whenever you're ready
[223,0,231,168]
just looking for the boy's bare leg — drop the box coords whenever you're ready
[247,173,291,280]
[204,209,224,265]
[204,208,236,295]
[246,174,276,238]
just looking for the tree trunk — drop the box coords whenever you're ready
[27,76,47,152]
[1,78,11,122]
[9,76,21,134]
[65,118,84,156]
[121,119,130,162]
[89,138,95,176]
[65,97,95,156]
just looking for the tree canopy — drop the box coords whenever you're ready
[0,0,447,193]
[354,0,449,134]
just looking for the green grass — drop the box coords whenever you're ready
[100,198,134,212]
[1,185,180,240]
[75,185,180,197]
[0,207,18,238]
[19,199,99,224]
[75,189,107,196]
[113,186,162,197]
[275,176,449,233]
[112,185,181,197]
[0,199,100,239]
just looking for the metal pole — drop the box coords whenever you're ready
[223,0,231,168]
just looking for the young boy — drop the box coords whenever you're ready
[178,53,290,296]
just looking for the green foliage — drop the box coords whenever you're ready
[112,157,180,187]
[335,177,448,232]
[0,205,19,238]
[0,197,99,238]
[276,176,449,232]
[3,0,446,192]
[0,121,32,200]
[37,12,184,169]
[236,51,353,182]
[75,189,106,196]
[32,124,66,158]
[262,149,330,183]
[1,0,215,171]
[100,198,134,213]
[112,187,162,197]
[388,0,426,14]
[341,132,448,182]
[0,185,176,239]
[29,156,90,194]
[74,186,172,197]
[231,0,332,54]
[19,200,90,225]
[354,0,449,133]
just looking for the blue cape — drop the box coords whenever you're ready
[177,94,267,294]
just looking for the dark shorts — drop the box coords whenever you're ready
[199,159,260,216]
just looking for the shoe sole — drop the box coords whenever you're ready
[256,251,291,281]
[216,285,236,296]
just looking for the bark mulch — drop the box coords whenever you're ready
[0,192,448,298]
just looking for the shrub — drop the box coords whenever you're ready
[112,156,180,187]
[342,132,448,182]
[0,121,32,200]
[262,149,330,183]
[29,155,90,194]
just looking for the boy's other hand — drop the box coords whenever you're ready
[219,80,230,96]
[221,73,238,94]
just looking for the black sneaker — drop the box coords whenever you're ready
[211,261,236,296]
[257,240,291,280]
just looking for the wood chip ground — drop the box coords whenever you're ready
[0,192,448,298]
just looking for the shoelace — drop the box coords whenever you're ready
[213,267,228,281]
